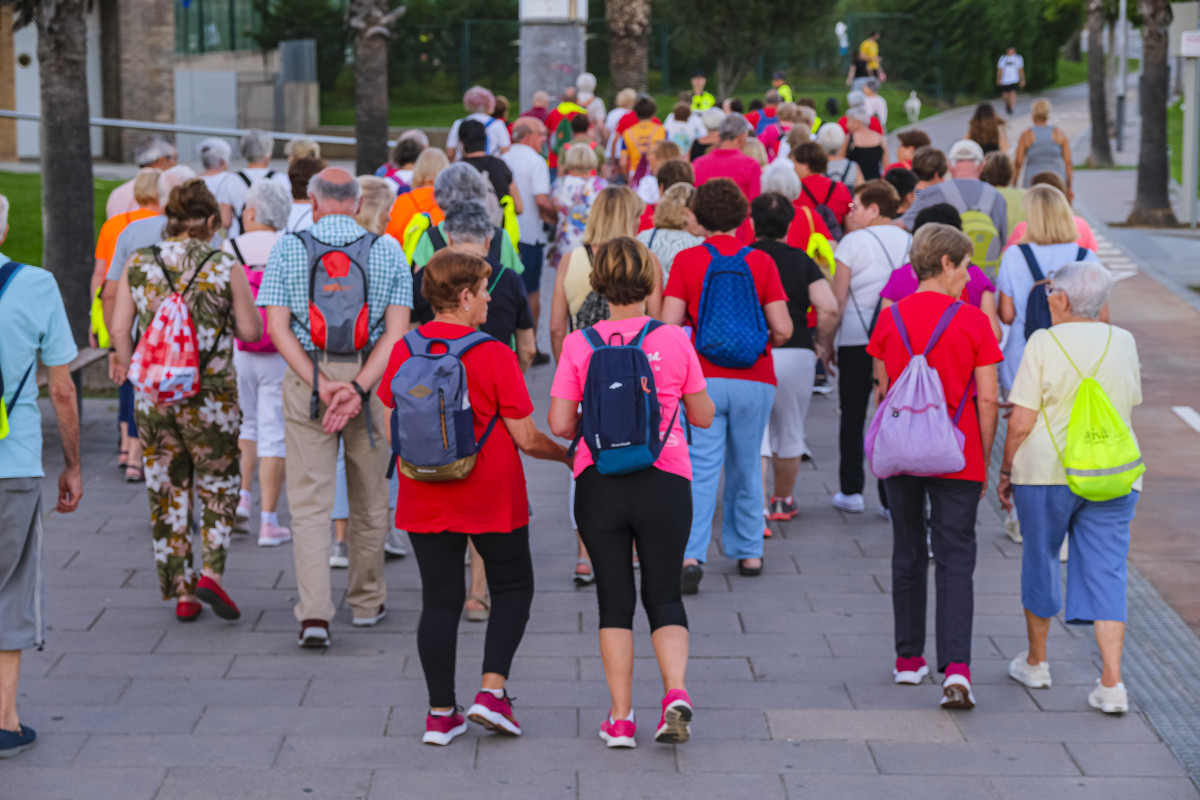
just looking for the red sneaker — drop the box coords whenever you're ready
[196,576,240,620]
[422,710,467,746]
[654,689,693,744]
[176,600,202,622]
[467,690,521,736]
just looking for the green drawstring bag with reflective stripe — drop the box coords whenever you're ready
[1042,327,1145,502]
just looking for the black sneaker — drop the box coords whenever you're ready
[532,351,551,367]
[681,564,703,595]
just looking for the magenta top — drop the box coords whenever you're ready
[880,263,996,309]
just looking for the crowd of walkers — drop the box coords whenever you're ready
[0,74,1144,758]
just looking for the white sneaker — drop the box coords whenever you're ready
[877,507,891,521]
[1008,652,1052,689]
[1060,539,1069,562]
[384,528,408,558]
[832,492,865,513]
[352,605,387,628]
[1004,513,1023,544]
[235,503,251,532]
[329,540,349,569]
[1088,680,1128,714]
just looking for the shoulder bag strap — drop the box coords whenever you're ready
[229,239,246,266]
[922,301,963,355]
[863,228,898,270]
[649,228,658,248]
[1076,246,1088,262]
[888,304,914,357]
[801,183,819,205]
[939,179,966,210]
[150,246,177,293]
[0,261,26,301]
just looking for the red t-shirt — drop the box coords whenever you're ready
[693,148,762,243]
[785,202,832,251]
[378,322,535,534]
[664,235,788,384]
[637,204,656,233]
[885,160,912,173]
[838,115,884,135]
[798,175,853,226]
[866,293,1003,482]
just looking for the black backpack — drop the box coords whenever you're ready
[802,182,844,241]
[235,170,277,232]
[425,216,505,265]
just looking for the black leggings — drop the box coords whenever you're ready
[837,345,874,495]
[575,467,691,631]
[408,527,534,708]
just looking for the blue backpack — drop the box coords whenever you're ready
[388,329,501,482]
[573,320,679,476]
[1021,244,1088,340]
[694,244,769,368]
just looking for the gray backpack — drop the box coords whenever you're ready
[388,329,501,482]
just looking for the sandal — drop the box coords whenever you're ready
[574,558,595,587]
[465,595,490,623]
[125,465,145,483]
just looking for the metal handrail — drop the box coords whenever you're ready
[0,109,400,148]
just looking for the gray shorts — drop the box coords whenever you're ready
[0,477,44,650]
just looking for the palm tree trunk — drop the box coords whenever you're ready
[37,0,94,346]
[607,0,651,93]
[1128,0,1177,226]
[354,29,389,176]
[1086,0,1113,167]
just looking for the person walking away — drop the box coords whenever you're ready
[0,195,83,759]
[967,103,1008,155]
[818,180,911,515]
[445,85,512,159]
[604,89,639,178]
[661,179,792,592]
[386,149,448,243]
[886,168,919,217]
[860,79,888,131]
[846,49,872,92]
[550,238,714,747]
[218,129,291,236]
[635,141,682,206]
[109,179,263,622]
[223,179,294,547]
[910,146,947,196]
[996,47,1025,115]
[106,136,177,218]
[197,139,234,220]
[994,184,1099,393]
[636,182,704,285]
[868,222,1001,709]
[1013,99,1072,191]
[636,158,693,232]
[376,131,427,194]
[998,260,1141,714]
[521,90,551,124]
[458,120,524,216]
[664,101,705,156]
[688,109,725,163]
[979,152,1026,242]
[258,168,413,647]
[618,96,666,185]
[818,124,861,189]
[791,141,854,230]
[379,249,569,745]
[839,108,887,182]
[689,71,716,113]
[750,194,838,523]
[859,31,885,81]
[692,115,761,244]
[285,157,327,234]
[503,118,557,366]
[758,103,799,163]
[285,137,322,166]
[551,146,609,271]
[557,113,606,174]
[1003,171,1097,252]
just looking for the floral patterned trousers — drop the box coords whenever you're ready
[136,387,242,600]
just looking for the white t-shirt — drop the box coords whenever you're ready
[219,167,292,236]
[833,225,911,347]
[663,116,705,153]
[994,242,1097,389]
[863,95,888,126]
[998,54,1025,86]
[284,203,315,234]
[501,143,552,245]
[446,113,512,156]
[223,230,283,268]
[1008,322,1142,489]
[581,94,606,125]
[605,108,632,159]
[636,175,660,205]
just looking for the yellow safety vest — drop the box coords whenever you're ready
[691,92,716,112]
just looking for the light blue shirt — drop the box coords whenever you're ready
[0,259,78,478]
[994,242,1097,390]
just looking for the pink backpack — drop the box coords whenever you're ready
[229,239,276,353]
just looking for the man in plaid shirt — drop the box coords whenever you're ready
[258,167,412,648]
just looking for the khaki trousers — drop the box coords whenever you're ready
[282,359,390,622]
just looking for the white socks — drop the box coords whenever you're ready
[261,511,278,526]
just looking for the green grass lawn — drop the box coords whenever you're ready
[1166,98,1199,199]
[0,171,123,266]
[1047,57,1139,91]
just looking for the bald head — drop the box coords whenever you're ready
[511,117,545,144]
[309,167,362,221]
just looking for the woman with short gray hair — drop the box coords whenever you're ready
[999,259,1142,716]
[818,122,860,187]
[447,85,511,158]
[222,177,294,548]
[218,130,289,235]
[839,108,887,181]
[406,163,524,275]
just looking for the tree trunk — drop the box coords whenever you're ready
[1086,0,1114,168]
[354,29,389,176]
[1128,0,1177,226]
[716,58,755,102]
[1105,22,1117,131]
[1064,29,1082,63]
[607,0,652,93]
[37,0,95,346]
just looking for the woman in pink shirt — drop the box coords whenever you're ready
[550,238,715,749]
[1003,171,1098,252]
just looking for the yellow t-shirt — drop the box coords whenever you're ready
[860,39,880,71]
[1008,322,1143,488]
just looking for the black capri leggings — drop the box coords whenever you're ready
[408,526,534,709]
[575,466,692,631]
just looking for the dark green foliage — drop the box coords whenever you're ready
[247,0,349,92]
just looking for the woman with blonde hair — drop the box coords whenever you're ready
[284,137,321,164]
[995,184,1099,391]
[386,148,449,240]
[1013,98,1071,192]
[355,176,396,238]
[636,182,704,283]
[742,138,769,169]
[1003,171,1098,252]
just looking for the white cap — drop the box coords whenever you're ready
[947,139,985,164]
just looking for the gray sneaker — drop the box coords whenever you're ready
[384,528,408,558]
[329,541,349,569]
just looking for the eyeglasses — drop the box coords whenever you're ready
[1044,284,1064,297]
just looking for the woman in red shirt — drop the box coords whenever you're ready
[378,250,570,747]
[866,223,1001,711]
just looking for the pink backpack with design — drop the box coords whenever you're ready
[229,239,276,353]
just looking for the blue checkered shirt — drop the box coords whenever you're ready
[257,214,412,350]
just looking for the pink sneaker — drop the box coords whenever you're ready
[599,714,637,748]
[257,521,292,547]
[893,656,930,685]
[654,689,692,744]
[941,663,976,710]
[422,711,467,746]
[466,690,521,736]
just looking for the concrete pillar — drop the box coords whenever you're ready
[101,0,175,163]
[519,0,586,110]
[0,8,15,162]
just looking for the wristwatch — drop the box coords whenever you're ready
[351,380,369,402]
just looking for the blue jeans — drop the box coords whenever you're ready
[685,378,775,563]
[1014,485,1139,624]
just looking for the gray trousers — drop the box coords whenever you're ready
[0,477,44,650]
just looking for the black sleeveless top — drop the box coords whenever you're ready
[847,138,884,181]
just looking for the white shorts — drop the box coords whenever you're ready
[761,348,817,459]
[235,349,287,459]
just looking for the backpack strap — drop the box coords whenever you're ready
[488,227,503,263]
[701,242,719,259]
[823,181,837,206]
[922,301,964,355]
[237,170,252,188]
[1076,246,1088,262]
[887,304,914,357]
[0,261,27,302]
[426,218,447,251]
[582,327,606,350]
[584,243,594,263]
[1018,244,1045,281]
[801,183,819,206]
[229,238,247,267]
[939,178,967,210]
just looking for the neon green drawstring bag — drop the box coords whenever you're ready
[1042,327,1145,502]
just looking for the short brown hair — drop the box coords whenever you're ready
[656,158,694,190]
[672,101,691,122]
[911,146,947,182]
[590,237,658,305]
[910,222,973,280]
[164,179,220,238]
[979,152,1014,187]
[690,178,748,233]
[897,130,931,150]
[1029,171,1067,195]
[289,156,327,201]
[854,179,901,219]
[421,249,492,313]
[791,141,828,174]
[652,140,682,162]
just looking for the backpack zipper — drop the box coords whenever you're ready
[438,388,449,451]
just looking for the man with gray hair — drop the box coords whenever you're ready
[105,135,178,218]
[576,72,606,126]
[258,167,412,649]
[446,85,511,158]
[218,129,291,235]
[503,117,556,365]
[693,114,761,241]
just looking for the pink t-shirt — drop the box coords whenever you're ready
[1004,216,1099,253]
[551,317,706,480]
[693,148,762,244]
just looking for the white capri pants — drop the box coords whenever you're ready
[760,348,817,459]
[234,350,287,459]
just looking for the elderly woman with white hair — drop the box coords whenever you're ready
[218,129,290,235]
[197,138,233,207]
[818,122,861,187]
[405,162,523,276]
[576,71,606,125]
[998,259,1142,715]
[223,178,294,547]
[446,85,511,157]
